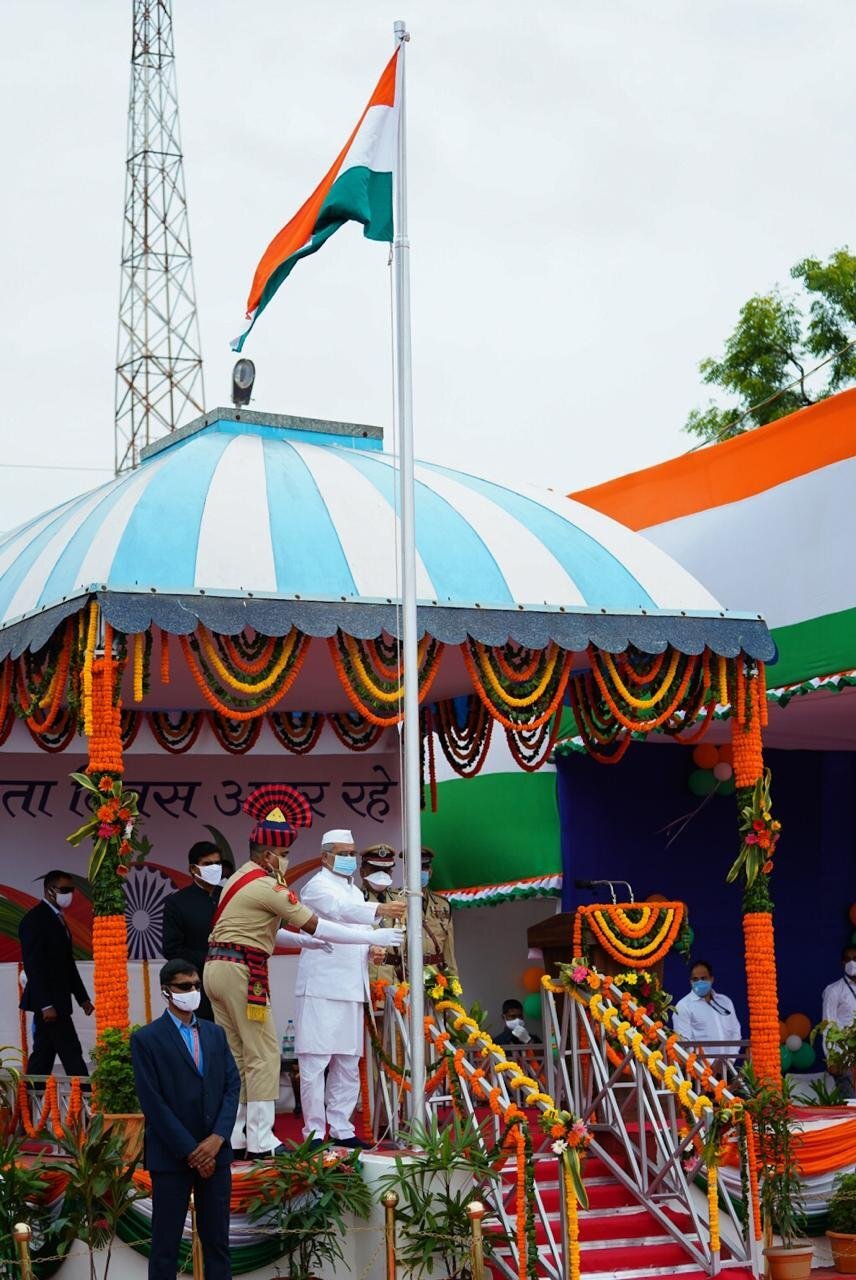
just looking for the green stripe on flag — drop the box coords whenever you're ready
[770,608,856,686]
[234,167,392,351]
[422,771,561,892]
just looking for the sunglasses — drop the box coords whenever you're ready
[170,981,202,992]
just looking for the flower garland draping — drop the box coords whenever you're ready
[432,695,494,777]
[148,710,205,754]
[505,711,563,773]
[207,712,263,755]
[328,631,443,727]
[327,709,386,753]
[268,710,326,754]
[462,639,571,731]
[568,646,718,762]
[181,626,311,717]
[572,901,689,968]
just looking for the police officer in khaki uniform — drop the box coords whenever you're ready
[417,847,458,975]
[205,787,403,1160]
[360,845,402,997]
[370,846,458,982]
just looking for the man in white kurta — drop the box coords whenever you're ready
[821,944,856,1099]
[295,829,405,1146]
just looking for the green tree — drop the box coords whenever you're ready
[684,247,856,442]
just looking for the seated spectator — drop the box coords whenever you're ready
[494,998,542,1046]
[673,959,741,1065]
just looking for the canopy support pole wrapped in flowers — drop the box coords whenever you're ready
[67,602,147,1061]
[728,659,781,1086]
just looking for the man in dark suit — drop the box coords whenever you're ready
[131,958,239,1280]
[19,869,93,1076]
[161,841,224,1020]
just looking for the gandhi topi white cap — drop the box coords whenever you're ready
[321,829,354,845]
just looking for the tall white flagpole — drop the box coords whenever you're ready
[392,17,426,1124]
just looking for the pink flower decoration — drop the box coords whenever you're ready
[571,966,588,983]
[745,833,758,845]
[97,823,115,838]
[570,1119,588,1138]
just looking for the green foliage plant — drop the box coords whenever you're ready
[0,1134,56,1278]
[91,1028,140,1115]
[684,246,856,443]
[828,1172,856,1236]
[49,1113,142,1280]
[247,1135,371,1279]
[376,1115,509,1280]
[741,1066,806,1248]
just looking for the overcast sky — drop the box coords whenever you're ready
[1,0,853,529]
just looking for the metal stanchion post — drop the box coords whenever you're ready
[12,1223,34,1280]
[467,1200,486,1280]
[382,1190,399,1280]
[189,1191,204,1280]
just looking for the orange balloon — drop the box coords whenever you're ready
[521,966,545,993]
[785,1013,812,1041]
[692,744,719,770]
[849,902,856,928]
[779,1021,788,1045]
[646,893,667,903]
[717,744,734,766]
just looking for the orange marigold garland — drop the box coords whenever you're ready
[742,912,781,1086]
[575,902,687,967]
[91,914,130,1035]
[727,658,782,1085]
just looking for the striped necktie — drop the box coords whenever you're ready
[191,1025,200,1069]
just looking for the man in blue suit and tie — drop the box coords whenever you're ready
[131,958,240,1280]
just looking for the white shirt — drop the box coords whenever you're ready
[295,867,373,1003]
[821,974,856,1050]
[673,989,742,1054]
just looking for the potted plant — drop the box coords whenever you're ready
[0,1045,23,1139]
[49,1113,141,1280]
[828,1172,856,1274]
[376,1115,510,1280]
[0,1133,63,1277]
[90,1027,143,1163]
[247,1134,372,1279]
[742,1068,813,1280]
[812,1020,856,1099]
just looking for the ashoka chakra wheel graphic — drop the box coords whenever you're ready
[123,865,178,960]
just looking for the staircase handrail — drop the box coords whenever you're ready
[545,966,744,1124]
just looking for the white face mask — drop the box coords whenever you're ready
[164,988,201,1014]
[505,1017,524,1029]
[196,864,223,887]
[845,960,856,978]
[365,871,393,890]
[55,891,74,910]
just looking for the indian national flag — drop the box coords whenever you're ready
[232,50,400,351]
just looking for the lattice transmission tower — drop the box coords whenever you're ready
[115,0,205,473]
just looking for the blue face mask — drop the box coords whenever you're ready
[691,979,712,998]
[420,870,430,888]
[333,854,357,877]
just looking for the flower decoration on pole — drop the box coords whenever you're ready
[727,769,781,887]
[66,603,150,1047]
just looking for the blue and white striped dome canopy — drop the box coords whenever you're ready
[0,410,772,660]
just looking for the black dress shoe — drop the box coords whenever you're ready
[337,1136,373,1150]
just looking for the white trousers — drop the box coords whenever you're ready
[299,1052,361,1141]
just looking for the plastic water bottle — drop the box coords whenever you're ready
[282,1019,295,1058]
